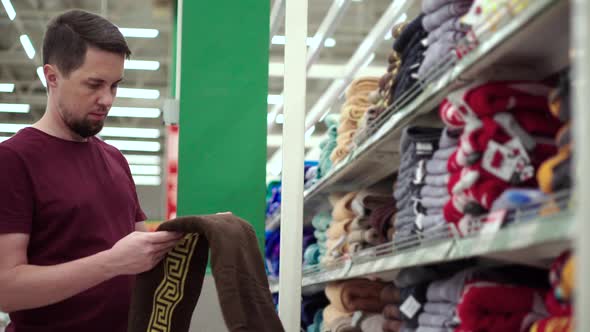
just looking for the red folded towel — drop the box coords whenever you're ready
[457,281,545,332]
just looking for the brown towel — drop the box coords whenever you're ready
[325,279,386,313]
[380,284,401,304]
[128,214,284,332]
[383,304,402,319]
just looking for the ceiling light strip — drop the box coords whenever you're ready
[267,0,353,128]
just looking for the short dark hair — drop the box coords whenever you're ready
[43,9,131,77]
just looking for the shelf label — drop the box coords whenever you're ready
[400,295,422,319]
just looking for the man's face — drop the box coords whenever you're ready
[49,47,124,138]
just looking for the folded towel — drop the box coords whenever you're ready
[128,214,284,332]
[420,185,450,199]
[383,319,403,332]
[352,189,394,217]
[325,279,386,313]
[327,219,353,239]
[347,228,379,245]
[423,1,474,32]
[381,284,402,305]
[383,304,402,319]
[369,203,397,243]
[338,119,359,134]
[417,312,457,328]
[423,302,457,317]
[331,144,352,164]
[350,216,371,230]
[332,192,358,221]
[422,0,458,14]
[323,305,353,327]
[360,314,386,332]
[457,282,547,332]
[427,16,471,46]
[425,174,449,187]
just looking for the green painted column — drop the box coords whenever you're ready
[176,1,270,251]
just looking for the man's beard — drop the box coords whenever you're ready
[59,105,105,138]
[67,117,104,138]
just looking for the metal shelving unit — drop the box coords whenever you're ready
[275,0,589,331]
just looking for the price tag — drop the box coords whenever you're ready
[400,295,422,319]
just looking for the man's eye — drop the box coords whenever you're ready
[88,83,101,89]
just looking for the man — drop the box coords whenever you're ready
[0,9,182,332]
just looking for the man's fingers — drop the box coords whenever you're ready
[146,231,184,244]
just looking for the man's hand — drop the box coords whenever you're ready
[103,231,183,276]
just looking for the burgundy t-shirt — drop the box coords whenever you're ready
[0,127,147,332]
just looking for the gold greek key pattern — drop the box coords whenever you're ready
[146,233,199,332]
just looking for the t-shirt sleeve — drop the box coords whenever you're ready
[0,146,34,234]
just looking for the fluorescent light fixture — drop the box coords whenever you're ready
[105,139,161,152]
[267,94,283,105]
[130,164,161,176]
[37,66,46,87]
[324,38,336,48]
[133,175,161,186]
[100,127,160,139]
[0,103,30,113]
[271,35,336,48]
[1,0,16,20]
[275,114,285,124]
[124,154,161,165]
[124,60,160,71]
[269,160,282,177]
[19,35,35,59]
[109,107,161,118]
[119,28,159,38]
[361,53,376,70]
[0,123,27,133]
[116,88,160,99]
[305,125,316,139]
[0,136,10,142]
[0,83,14,92]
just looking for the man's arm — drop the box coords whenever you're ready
[0,230,182,313]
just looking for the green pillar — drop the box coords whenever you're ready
[176,1,270,251]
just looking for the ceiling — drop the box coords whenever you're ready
[0,0,413,216]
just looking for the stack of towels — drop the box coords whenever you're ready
[440,81,560,235]
[393,127,443,242]
[264,225,316,277]
[324,192,358,263]
[311,211,332,264]
[349,182,396,252]
[537,72,572,197]
[381,283,403,332]
[529,251,574,332]
[332,78,380,165]
[318,114,340,179]
[356,22,408,144]
[419,0,474,80]
[413,128,461,237]
[389,14,428,108]
[391,264,550,332]
[323,279,387,332]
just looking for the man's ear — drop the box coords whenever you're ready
[44,64,60,89]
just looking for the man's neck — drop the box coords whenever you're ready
[34,103,87,142]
